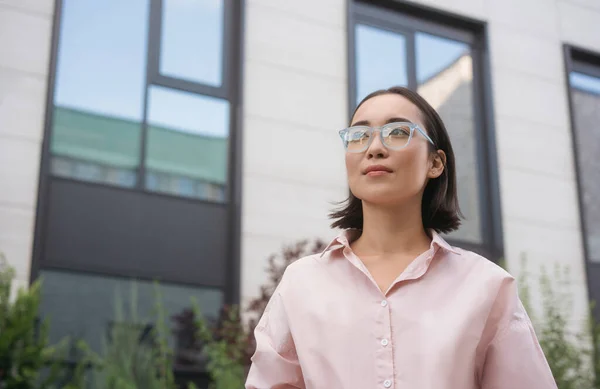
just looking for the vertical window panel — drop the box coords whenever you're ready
[355,24,408,104]
[569,70,600,262]
[145,86,229,202]
[160,0,225,86]
[416,32,482,243]
[50,0,149,187]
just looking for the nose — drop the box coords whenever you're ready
[366,130,388,160]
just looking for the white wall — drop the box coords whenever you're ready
[240,0,600,334]
[487,0,600,331]
[0,0,54,292]
[240,0,349,303]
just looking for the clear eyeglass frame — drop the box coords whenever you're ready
[338,122,435,153]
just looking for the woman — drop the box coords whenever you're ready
[245,87,556,389]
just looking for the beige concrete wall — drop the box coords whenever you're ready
[0,0,54,293]
[240,0,349,303]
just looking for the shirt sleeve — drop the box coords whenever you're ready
[479,277,557,389]
[245,279,305,389]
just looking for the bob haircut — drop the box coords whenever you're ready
[329,86,462,234]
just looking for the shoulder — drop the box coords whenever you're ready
[274,252,338,306]
[445,246,517,297]
[453,246,512,278]
[444,248,526,334]
[278,253,323,288]
[431,231,513,289]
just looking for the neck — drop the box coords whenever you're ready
[354,198,431,256]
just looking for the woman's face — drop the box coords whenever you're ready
[346,93,444,207]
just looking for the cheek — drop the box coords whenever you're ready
[345,153,361,175]
[388,149,432,196]
[392,147,429,175]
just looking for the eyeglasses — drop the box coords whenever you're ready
[338,122,434,153]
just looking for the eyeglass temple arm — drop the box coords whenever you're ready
[416,127,435,145]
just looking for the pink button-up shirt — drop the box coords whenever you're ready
[246,230,556,389]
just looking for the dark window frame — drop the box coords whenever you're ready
[44,0,237,205]
[347,0,503,259]
[564,44,600,317]
[140,0,235,200]
[31,0,245,305]
[147,0,233,99]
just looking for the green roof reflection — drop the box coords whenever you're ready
[50,106,228,184]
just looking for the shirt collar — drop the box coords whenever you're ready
[319,229,359,257]
[319,229,460,258]
[430,230,460,255]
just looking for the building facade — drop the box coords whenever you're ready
[1,0,600,371]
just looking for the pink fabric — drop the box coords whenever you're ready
[246,230,556,389]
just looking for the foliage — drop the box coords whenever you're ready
[590,303,600,388]
[515,255,597,388]
[0,254,71,389]
[152,284,179,389]
[65,284,196,389]
[191,303,246,389]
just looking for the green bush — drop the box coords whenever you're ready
[514,255,598,388]
[191,302,245,389]
[0,254,69,389]
[64,283,197,389]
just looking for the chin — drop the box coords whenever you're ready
[353,188,410,206]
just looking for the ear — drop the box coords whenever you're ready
[427,150,446,179]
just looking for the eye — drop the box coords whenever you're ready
[348,129,370,142]
[386,125,410,137]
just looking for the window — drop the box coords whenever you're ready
[159,0,224,86]
[355,24,408,100]
[50,0,148,189]
[350,2,501,255]
[565,46,600,319]
[39,270,223,367]
[49,0,233,203]
[566,49,600,264]
[36,0,241,377]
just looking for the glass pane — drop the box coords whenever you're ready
[39,270,223,368]
[145,86,229,201]
[416,32,482,243]
[571,72,600,95]
[160,0,224,86]
[570,71,600,262]
[355,24,408,104]
[50,0,148,187]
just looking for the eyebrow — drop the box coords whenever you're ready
[351,117,414,126]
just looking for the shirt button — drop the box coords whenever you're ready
[381,338,389,346]
[381,300,388,307]
[384,380,392,388]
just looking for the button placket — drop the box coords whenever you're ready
[375,298,394,389]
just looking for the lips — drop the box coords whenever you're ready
[363,165,393,175]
